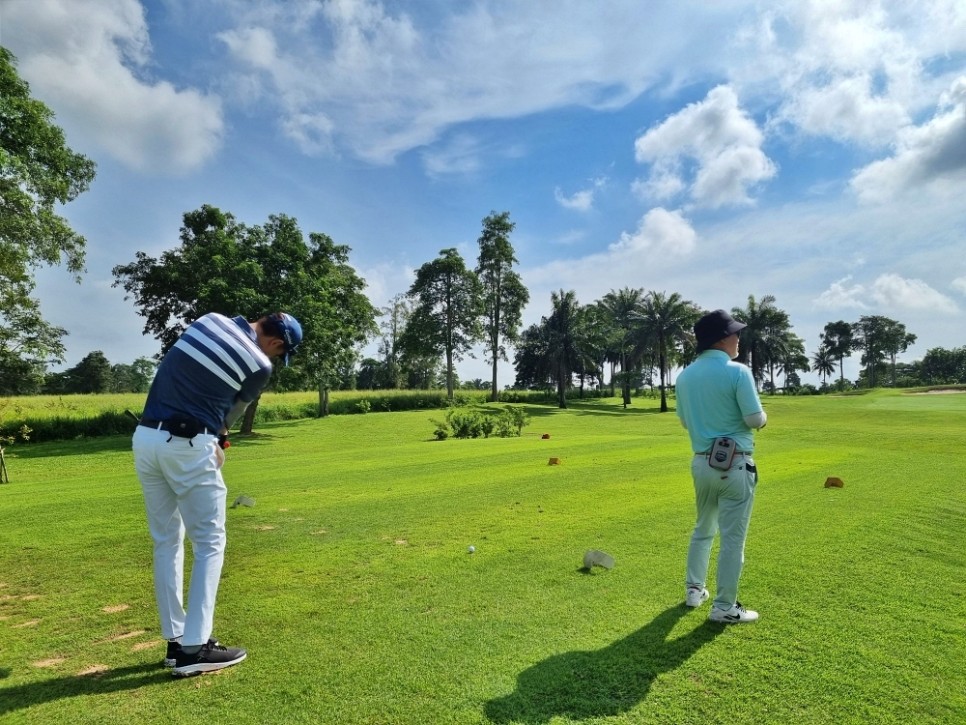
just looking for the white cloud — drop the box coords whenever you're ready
[554,187,594,211]
[633,86,776,208]
[814,276,869,310]
[851,76,966,203]
[609,208,697,257]
[211,0,752,164]
[554,178,605,212]
[2,0,224,174]
[952,276,966,295]
[870,273,958,313]
[814,273,958,314]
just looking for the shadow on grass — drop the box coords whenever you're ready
[0,664,170,716]
[484,604,723,723]
[9,431,282,461]
[517,401,674,418]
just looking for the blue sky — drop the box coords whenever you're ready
[4,0,966,387]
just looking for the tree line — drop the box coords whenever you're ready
[3,47,964,409]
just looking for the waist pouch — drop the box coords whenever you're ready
[708,437,738,471]
[165,414,205,439]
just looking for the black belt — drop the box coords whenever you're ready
[696,450,753,456]
[139,418,215,436]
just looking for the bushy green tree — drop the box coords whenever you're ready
[402,248,483,400]
[113,205,376,424]
[0,48,95,384]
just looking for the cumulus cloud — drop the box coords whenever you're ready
[870,273,958,313]
[2,0,224,174]
[633,86,776,208]
[814,276,869,310]
[554,178,606,212]
[851,76,966,203]
[609,208,697,257]
[814,273,958,313]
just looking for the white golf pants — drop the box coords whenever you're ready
[686,454,758,610]
[133,425,227,646]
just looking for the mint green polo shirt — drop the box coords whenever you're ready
[675,349,764,454]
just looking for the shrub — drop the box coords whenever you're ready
[433,405,531,440]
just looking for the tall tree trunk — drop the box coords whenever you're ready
[446,348,454,399]
[490,356,499,403]
[659,344,668,413]
[318,384,329,417]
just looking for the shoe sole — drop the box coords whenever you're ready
[172,652,247,677]
[708,614,759,623]
[163,658,176,668]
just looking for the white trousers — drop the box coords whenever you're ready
[133,425,227,646]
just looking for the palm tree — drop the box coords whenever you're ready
[732,295,791,390]
[821,321,854,389]
[811,346,836,387]
[545,289,586,409]
[599,288,644,407]
[776,333,809,391]
[633,291,701,412]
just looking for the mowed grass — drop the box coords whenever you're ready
[0,391,963,724]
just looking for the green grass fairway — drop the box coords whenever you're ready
[1,391,964,724]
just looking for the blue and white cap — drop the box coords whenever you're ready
[271,312,303,366]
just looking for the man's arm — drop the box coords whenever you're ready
[222,398,250,434]
[743,410,767,430]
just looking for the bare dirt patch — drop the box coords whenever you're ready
[254,525,276,531]
[102,604,130,613]
[102,629,147,642]
[78,664,110,676]
[32,657,66,668]
[13,619,41,628]
[131,641,159,653]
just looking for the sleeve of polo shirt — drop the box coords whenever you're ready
[239,367,271,404]
[735,365,764,419]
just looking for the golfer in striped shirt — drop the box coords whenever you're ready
[133,312,302,675]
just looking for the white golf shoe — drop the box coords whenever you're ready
[685,586,710,608]
[709,601,759,623]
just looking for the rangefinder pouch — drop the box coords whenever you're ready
[708,436,737,471]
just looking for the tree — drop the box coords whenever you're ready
[599,287,644,407]
[731,295,791,390]
[476,211,529,402]
[0,48,96,380]
[851,315,900,388]
[378,293,411,389]
[811,346,836,387]
[633,291,701,412]
[544,290,586,409]
[880,320,916,387]
[110,357,157,393]
[821,320,855,388]
[402,248,483,400]
[920,346,966,384]
[513,321,554,392]
[776,333,809,391]
[114,206,376,425]
[0,307,67,394]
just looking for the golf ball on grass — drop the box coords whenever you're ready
[467,545,476,553]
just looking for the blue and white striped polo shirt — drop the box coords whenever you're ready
[142,313,273,432]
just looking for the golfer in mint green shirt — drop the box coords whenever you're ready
[676,309,766,624]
